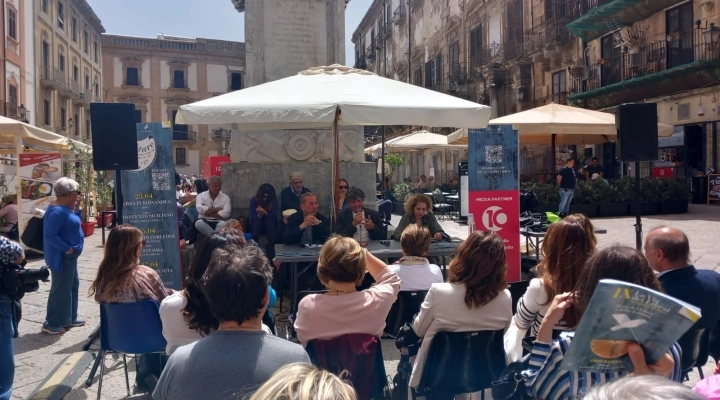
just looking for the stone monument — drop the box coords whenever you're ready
[224,1,376,220]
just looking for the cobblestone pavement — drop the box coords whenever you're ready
[10,204,720,399]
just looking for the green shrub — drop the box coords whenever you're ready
[392,182,412,203]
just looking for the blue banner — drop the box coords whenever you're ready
[467,125,520,191]
[120,122,182,289]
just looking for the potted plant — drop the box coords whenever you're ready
[95,173,114,227]
[628,176,660,216]
[596,179,628,217]
[658,177,690,214]
[68,140,96,236]
[392,182,411,215]
[569,180,599,217]
[521,182,559,213]
[384,153,403,179]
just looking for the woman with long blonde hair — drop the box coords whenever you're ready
[89,225,172,304]
[248,363,356,400]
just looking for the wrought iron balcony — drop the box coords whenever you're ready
[211,128,232,139]
[569,28,720,109]
[354,56,367,69]
[0,101,29,121]
[568,0,685,42]
[470,43,507,70]
[392,4,406,25]
[172,130,197,141]
[366,43,376,60]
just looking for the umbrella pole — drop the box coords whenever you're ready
[551,133,556,175]
[332,108,340,225]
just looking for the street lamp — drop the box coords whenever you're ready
[704,22,720,46]
[515,87,525,101]
[68,118,74,132]
[18,104,26,122]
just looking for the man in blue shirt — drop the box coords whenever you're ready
[42,177,85,335]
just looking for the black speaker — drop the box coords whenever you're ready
[90,103,139,171]
[615,103,659,162]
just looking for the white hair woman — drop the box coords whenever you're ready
[42,177,85,335]
[248,363,357,400]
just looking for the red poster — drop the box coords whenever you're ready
[468,190,521,282]
[651,167,674,179]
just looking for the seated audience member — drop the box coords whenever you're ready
[160,230,274,355]
[294,236,400,346]
[249,183,278,246]
[515,215,596,336]
[280,172,311,213]
[414,175,427,189]
[283,193,330,245]
[327,178,350,215]
[585,375,704,400]
[523,246,682,400]
[249,363,357,400]
[153,245,309,400]
[644,226,720,331]
[193,176,231,237]
[175,185,183,201]
[392,194,444,241]
[335,188,387,242]
[0,195,18,233]
[409,231,512,392]
[389,225,444,291]
[426,176,436,190]
[89,225,173,304]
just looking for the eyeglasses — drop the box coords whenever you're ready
[291,181,303,185]
[339,186,348,189]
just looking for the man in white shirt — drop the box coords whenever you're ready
[335,188,387,242]
[194,176,231,236]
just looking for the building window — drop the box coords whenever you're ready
[86,119,91,138]
[43,99,50,125]
[57,2,64,29]
[73,65,78,81]
[505,0,524,60]
[171,109,189,139]
[60,107,66,129]
[83,30,88,53]
[8,85,17,117]
[41,0,47,12]
[8,9,16,40]
[94,42,98,62]
[84,73,89,91]
[126,67,139,86]
[59,52,65,71]
[413,67,423,86]
[42,41,49,78]
[134,109,142,123]
[173,70,185,89]
[425,54,442,88]
[71,17,77,41]
[94,81,99,97]
[470,25,483,70]
[175,147,187,165]
[74,113,79,135]
[552,70,567,104]
[230,72,242,91]
[449,41,460,79]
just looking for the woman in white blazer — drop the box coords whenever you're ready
[409,231,513,395]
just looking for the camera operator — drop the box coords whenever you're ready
[0,236,25,400]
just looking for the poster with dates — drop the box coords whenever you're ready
[120,122,182,289]
[18,153,62,236]
[468,125,521,282]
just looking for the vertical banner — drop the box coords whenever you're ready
[468,125,521,282]
[121,122,182,289]
[19,153,62,234]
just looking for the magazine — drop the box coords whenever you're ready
[561,279,701,373]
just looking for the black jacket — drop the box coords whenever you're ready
[335,207,387,241]
[283,211,331,245]
[658,265,720,331]
[280,186,311,213]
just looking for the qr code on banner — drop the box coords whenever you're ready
[152,170,171,191]
[485,145,503,164]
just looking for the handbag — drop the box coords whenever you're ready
[491,353,530,400]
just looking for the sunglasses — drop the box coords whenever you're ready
[339,186,348,189]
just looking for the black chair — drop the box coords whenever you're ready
[507,280,531,315]
[678,328,709,381]
[416,329,506,398]
[384,290,428,337]
[431,194,452,220]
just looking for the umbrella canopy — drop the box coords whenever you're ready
[364,130,465,154]
[0,116,90,153]
[447,103,673,145]
[177,65,491,130]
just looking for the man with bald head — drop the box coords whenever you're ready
[644,226,720,331]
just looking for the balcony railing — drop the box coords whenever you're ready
[211,129,232,139]
[570,28,720,95]
[471,43,506,69]
[70,80,80,95]
[82,89,93,102]
[573,0,615,17]
[172,131,197,141]
[366,43,376,60]
[104,35,244,54]
[381,20,392,38]
[0,101,28,121]
[392,4,406,25]
[354,56,367,69]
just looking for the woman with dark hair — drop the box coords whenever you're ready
[327,178,350,214]
[159,230,274,355]
[249,183,278,247]
[524,246,682,400]
[514,214,596,336]
[409,231,512,392]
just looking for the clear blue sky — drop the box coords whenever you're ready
[86,0,373,67]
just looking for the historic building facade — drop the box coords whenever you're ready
[35,0,104,138]
[102,34,245,175]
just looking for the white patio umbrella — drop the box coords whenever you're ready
[447,103,673,145]
[177,64,490,217]
[364,130,466,154]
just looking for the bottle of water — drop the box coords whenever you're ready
[468,213,476,236]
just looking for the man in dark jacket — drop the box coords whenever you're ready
[280,172,311,213]
[335,188,387,241]
[283,193,330,245]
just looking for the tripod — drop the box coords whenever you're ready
[82,324,103,386]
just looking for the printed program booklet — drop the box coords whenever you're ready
[561,279,701,373]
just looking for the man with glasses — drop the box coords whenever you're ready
[280,171,311,214]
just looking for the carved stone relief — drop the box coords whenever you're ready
[232,129,362,163]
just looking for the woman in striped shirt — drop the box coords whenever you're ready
[514,214,597,336]
[523,246,682,400]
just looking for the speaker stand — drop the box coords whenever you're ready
[634,161,643,251]
[114,170,124,225]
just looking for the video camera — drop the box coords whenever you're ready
[1,260,49,299]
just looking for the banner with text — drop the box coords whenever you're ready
[121,122,181,289]
[18,153,62,246]
[468,125,520,282]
